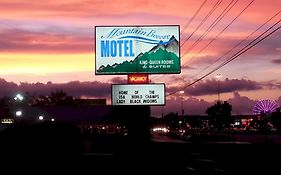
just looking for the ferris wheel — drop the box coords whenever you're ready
[253,99,280,115]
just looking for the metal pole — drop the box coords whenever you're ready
[218,79,220,102]
[216,74,221,103]
[179,91,184,115]
[181,100,184,115]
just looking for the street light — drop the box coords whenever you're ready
[215,74,222,102]
[38,115,44,120]
[16,110,22,117]
[14,93,24,101]
[180,91,184,115]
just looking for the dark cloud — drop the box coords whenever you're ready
[109,77,127,84]
[152,92,280,116]
[0,78,111,98]
[260,80,281,89]
[0,77,276,100]
[271,59,281,64]
[167,78,262,96]
[0,78,18,97]
[20,81,111,98]
[0,77,279,115]
[151,97,211,116]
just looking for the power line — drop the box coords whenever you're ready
[187,0,238,53]
[180,0,208,35]
[153,0,251,84]
[167,20,281,97]
[152,0,221,82]
[191,10,281,79]
[219,19,281,68]
[151,0,211,82]
[181,0,255,67]
[180,0,222,48]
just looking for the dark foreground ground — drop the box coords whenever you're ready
[1,123,281,174]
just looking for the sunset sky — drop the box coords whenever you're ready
[0,0,280,116]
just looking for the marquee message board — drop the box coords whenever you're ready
[111,84,165,106]
[95,25,180,75]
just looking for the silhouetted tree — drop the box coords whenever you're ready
[0,97,12,118]
[33,95,51,106]
[49,89,74,106]
[206,101,232,130]
[271,108,281,133]
[33,89,74,106]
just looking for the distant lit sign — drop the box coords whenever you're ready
[1,118,14,124]
[95,25,180,75]
[128,74,149,84]
[112,84,165,106]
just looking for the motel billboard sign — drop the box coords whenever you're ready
[95,25,180,75]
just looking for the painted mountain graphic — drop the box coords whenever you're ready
[149,35,179,56]
[97,36,180,74]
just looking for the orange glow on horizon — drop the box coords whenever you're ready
[0,53,94,75]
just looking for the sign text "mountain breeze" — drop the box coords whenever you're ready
[100,28,171,58]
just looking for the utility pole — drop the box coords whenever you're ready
[180,91,184,115]
[216,74,222,102]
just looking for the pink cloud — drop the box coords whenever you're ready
[0,29,92,53]
[0,1,203,19]
[228,91,256,115]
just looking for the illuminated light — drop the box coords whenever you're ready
[16,111,22,117]
[152,127,169,133]
[215,74,222,79]
[51,118,55,122]
[39,116,44,120]
[128,74,149,84]
[234,121,240,126]
[102,127,105,130]
[241,119,247,125]
[253,99,280,115]
[1,118,14,124]
[163,128,169,133]
[14,94,24,101]
[179,91,184,94]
